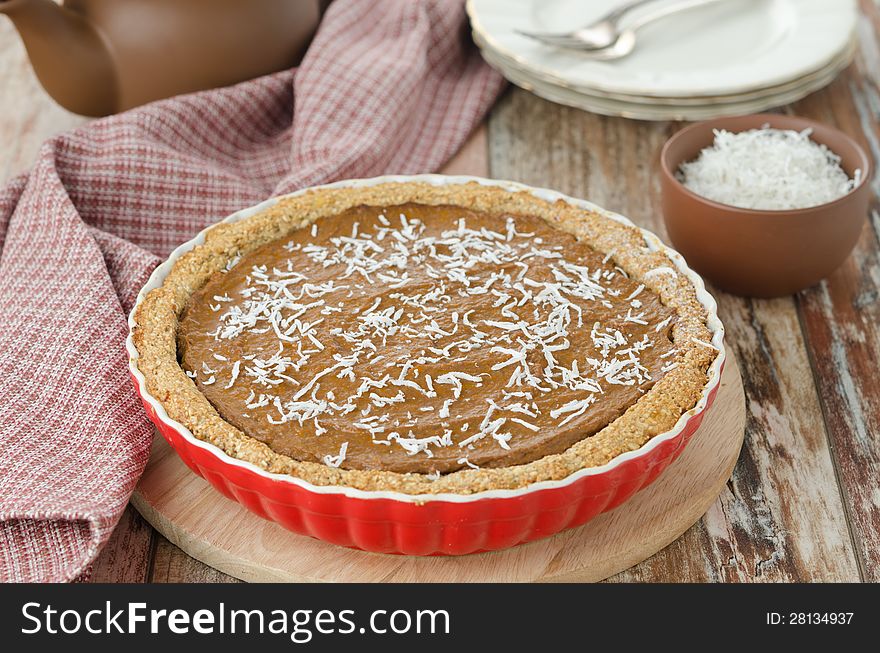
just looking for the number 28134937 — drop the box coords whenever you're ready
[766,613,853,625]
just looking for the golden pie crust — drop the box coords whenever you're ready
[132,182,718,495]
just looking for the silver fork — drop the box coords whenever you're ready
[516,0,669,50]
[517,0,730,53]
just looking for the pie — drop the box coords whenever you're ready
[132,182,718,494]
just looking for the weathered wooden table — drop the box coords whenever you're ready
[2,2,878,582]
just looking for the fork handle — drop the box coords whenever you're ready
[603,0,674,25]
[625,0,730,31]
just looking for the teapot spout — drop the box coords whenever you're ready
[1,0,118,116]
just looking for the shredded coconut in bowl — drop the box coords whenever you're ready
[677,126,861,211]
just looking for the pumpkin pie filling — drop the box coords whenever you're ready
[177,202,678,475]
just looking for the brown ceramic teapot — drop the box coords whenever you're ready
[1,0,323,116]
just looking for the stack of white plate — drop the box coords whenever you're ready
[467,0,858,121]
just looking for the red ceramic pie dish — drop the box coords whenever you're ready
[127,175,726,555]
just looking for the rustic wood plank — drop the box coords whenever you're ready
[150,535,241,583]
[441,123,489,176]
[790,0,880,581]
[88,506,155,583]
[487,87,861,582]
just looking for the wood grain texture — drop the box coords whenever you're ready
[441,123,489,176]
[130,359,744,583]
[88,506,154,583]
[487,88,861,582]
[150,536,241,583]
[791,0,880,581]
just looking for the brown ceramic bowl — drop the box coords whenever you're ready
[660,114,872,297]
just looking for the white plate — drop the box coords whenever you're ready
[485,49,851,120]
[468,0,857,98]
[474,29,856,106]
[480,41,853,120]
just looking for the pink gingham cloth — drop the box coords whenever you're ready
[0,0,503,582]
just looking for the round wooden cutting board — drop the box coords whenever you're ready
[131,357,745,583]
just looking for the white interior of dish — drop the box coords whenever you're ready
[127,175,726,503]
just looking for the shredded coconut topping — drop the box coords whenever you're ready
[185,208,679,472]
[678,126,860,210]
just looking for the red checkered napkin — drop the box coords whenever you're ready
[0,0,503,582]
